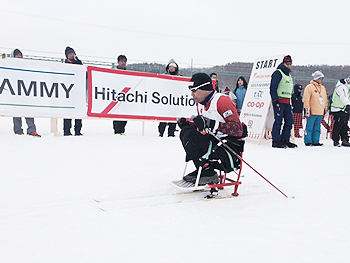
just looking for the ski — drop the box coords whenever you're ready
[94,188,207,203]
[203,194,236,201]
[96,190,237,211]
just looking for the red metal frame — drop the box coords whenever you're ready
[87,66,191,120]
[206,153,243,196]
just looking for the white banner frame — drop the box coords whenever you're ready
[0,58,87,118]
[87,66,197,121]
[240,54,284,144]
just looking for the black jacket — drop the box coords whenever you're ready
[291,84,303,113]
[165,59,179,76]
[65,57,83,65]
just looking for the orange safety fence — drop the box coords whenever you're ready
[293,113,334,140]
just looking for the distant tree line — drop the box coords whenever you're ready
[9,52,347,95]
[128,62,350,95]
[12,53,347,96]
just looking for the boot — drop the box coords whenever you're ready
[198,172,219,185]
[341,139,350,147]
[272,141,286,148]
[282,141,298,148]
[333,140,340,147]
[183,170,198,183]
[28,131,41,137]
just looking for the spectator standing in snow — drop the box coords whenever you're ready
[330,76,350,147]
[64,46,83,136]
[113,55,128,135]
[233,76,248,114]
[177,73,246,185]
[210,73,219,92]
[291,84,304,138]
[11,49,41,137]
[158,59,179,137]
[223,86,237,103]
[269,55,297,148]
[302,71,328,146]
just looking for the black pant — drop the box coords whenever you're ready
[158,122,176,136]
[179,126,243,172]
[113,120,127,134]
[332,111,349,142]
[180,126,211,168]
[64,119,82,135]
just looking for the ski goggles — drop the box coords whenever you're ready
[188,81,211,92]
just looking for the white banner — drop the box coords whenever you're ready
[87,67,197,121]
[0,58,87,118]
[240,55,284,143]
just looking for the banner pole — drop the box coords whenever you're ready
[51,118,58,136]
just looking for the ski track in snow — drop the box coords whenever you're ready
[1,117,350,263]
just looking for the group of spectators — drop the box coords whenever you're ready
[3,48,248,138]
[270,55,350,148]
[157,60,248,137]
[4,50,349,147]
[64,46,130,136]
[3,47,129,137]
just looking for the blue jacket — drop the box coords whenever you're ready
[234,86,247,110]
[270,63,291,102]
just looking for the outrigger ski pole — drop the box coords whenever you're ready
[207,130,289,198]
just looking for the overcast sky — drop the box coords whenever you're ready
[1,0,350,68]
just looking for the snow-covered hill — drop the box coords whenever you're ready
[0,117,349,263]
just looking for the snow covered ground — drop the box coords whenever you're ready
[1,116,349,263]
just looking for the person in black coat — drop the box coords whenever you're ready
[64,46,83,136]
[113,55,128,135]
[269,55,297,148]
[291,84,303,137]
[158,59,179,137]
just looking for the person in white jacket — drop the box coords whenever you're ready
[223,87,237,103]
[330,77,350,147]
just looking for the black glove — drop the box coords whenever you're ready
[192,115,206,131]
[241,122,248,138]
[273,100,280,111]
[345,105,350,115]
[177,117,189,129]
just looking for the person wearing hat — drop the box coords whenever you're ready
[113,54,128,135]
[64,46,82,65]
[177,73,246,185]
[330,77,350,147]
[158,59,179,137]
[223,86,237,103]
[165,59,179,75]
[64,46,83,136]
[269,55,297,148]
[302,71,328,146]
[291,84,304,138]
[11,49,41,137]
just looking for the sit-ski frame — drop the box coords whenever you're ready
[173,129,289,198]
[171,152,243,197]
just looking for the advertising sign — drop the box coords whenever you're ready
[0,58,87,118]
[240,55,284,143]
[87,66,196,121]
